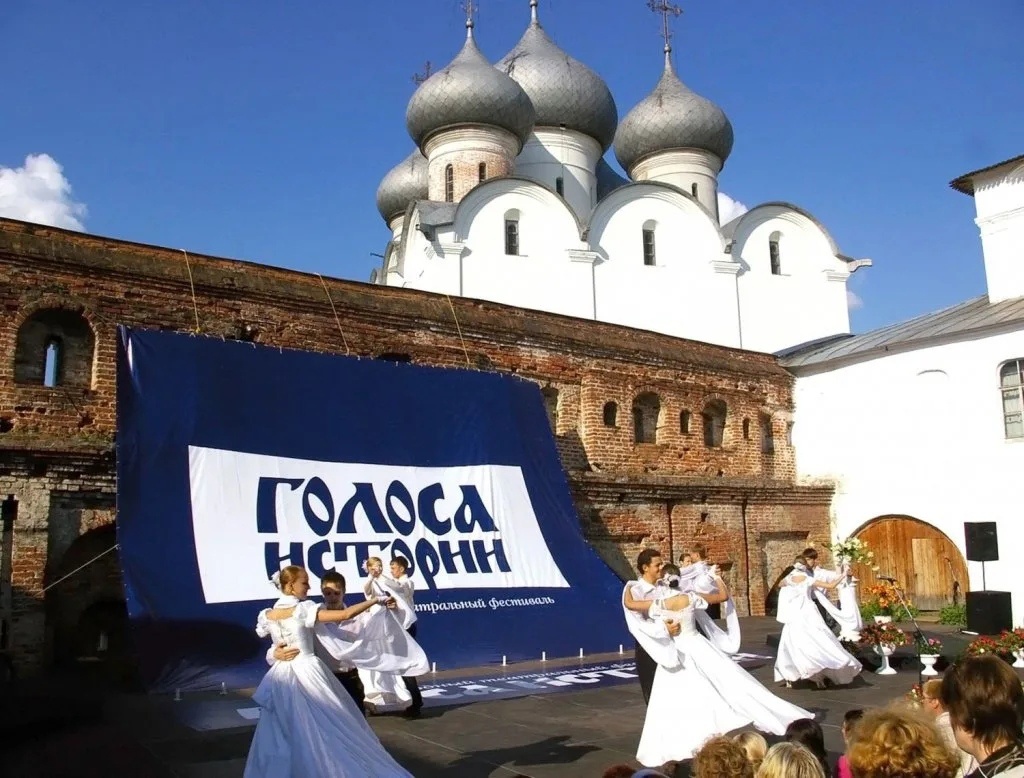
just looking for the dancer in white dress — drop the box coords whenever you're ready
[627,574,813,766]
[773,554,862,688]
[244,566,413,778]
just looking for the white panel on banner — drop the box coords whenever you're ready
[188,446,571,604]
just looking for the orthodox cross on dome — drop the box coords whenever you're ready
[461,0,478,30]
[647,0,683,54]
[412,61,433,85]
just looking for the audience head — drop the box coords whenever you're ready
[940,654,1024,758]
[734,731,768,772]
[637,548,664,579]
[756,742,826,778]
[920,680,945,718]
[694,735,753,778]
[847,706,959,778]
[785,718,829,775]
[843,708,865,743]
[600,765,636,778]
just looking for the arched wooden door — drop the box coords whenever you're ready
[851,516,968,611]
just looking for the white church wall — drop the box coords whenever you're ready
[733,207,852,354]
[515,128,602,221]
[971,162,1024,303]
[792,327,1024,624]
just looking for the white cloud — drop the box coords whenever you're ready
[0,153,86,230]
[847,290,864,311]
[717,191,748,225]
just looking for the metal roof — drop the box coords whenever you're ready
[779,294,1024,369]
[950,154,1024,196]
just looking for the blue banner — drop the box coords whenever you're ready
[116,327,629,692]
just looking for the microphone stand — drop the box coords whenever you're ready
[889,579,926,684]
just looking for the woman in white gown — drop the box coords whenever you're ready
[626,575,813,767]
[244,566,413,778]
[773,559,862,688]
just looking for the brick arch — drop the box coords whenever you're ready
[631,390,662,444]
[12,298,99,388]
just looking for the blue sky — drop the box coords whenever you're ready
[2,0,1021,334]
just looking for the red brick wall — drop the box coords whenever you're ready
[0,217,833,673]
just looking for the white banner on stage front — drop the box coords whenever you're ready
[188,446,570,604]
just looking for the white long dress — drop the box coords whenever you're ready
[243,599,412,778]
[636,600,813,767]
[773,572,862,686]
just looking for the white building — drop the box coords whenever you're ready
[784,155,1024,623]
[370,1,870,356]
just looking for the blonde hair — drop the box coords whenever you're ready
[734,731,768,772]
[848,706,959,778]
[694,736,753,778]
[366,556,383,568]
[756,742,826,778]
[277,565,307,594]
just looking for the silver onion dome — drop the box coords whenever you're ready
[496,1,618,151]
[615,53,734,173]
[375,150,428,223]
[406,19,536,150]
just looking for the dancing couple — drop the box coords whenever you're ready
[243,562,429,777]
[623,547,813,767]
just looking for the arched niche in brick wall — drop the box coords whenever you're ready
[14,307,96,388]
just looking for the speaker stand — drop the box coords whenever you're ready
[893,582,925,685]
[981,560,987,591]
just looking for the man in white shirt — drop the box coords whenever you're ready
[622,548,682,705]
[363,555,422,718]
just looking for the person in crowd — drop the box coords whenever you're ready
[921,679,978,778]
[734,731,769,775]
[625,564,811,766]
[756,742,827,778]
[940,655,1024,778]
[774,549,861,689]
[245,565,411,777]
[847,706,959,778]
[785,718,831,778]
[361,555,424,718]
[694,736,754,778]
[835,708,864,778]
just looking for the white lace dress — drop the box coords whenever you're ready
[243,600,412,778]
[773,573,862,686]
[636,600,812,766]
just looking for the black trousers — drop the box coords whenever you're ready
[333,668,365,710]
[635,639,657,705]
[402,623,423,711]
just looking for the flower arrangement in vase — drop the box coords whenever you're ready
[917,637,943,676]
[965,635,1003,657]
[859,622,908,675]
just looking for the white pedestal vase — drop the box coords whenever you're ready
[920,655,939,676]
[874,615,892,625]
[875,644,897,675]
[1013,649,1024,669]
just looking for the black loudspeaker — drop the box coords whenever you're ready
[964,522,999,562]
[966,591,1013,635]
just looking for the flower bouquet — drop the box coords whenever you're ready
[859,622,909,648]
[831,537,876,567]
[965,635,1003,657]
[918,637,942,655]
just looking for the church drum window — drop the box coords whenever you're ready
[478,162,487,183]
[642,228,656,267]
[1000,359,1024,439]
[505,218,520,256]
[769,236,782,275]
[444,164,454,202]
[555,176,564,197]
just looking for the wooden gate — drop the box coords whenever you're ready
[851,516,967,611]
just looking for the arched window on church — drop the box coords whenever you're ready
[769,232,782,275]
[1000,359,1024,439]
[555,176,564,197]
[504,209,520,256]
[642,220,657,267]
[603,401,617,427]
[444,164,454,202]
[478,162,487,183]
[680,410,691,434]
[760,413,775,454]
[632,392,660,444]
[43,337,63,387]
[691,182,698,198]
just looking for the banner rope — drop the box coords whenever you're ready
[445,295,472,367]
[316,274,352,355]
[42,543,120,593]
[180,250,202,333]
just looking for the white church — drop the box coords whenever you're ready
[370,1,869,356]
[370,2,1024,625]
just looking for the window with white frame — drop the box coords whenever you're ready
[1000,359,1024,439]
